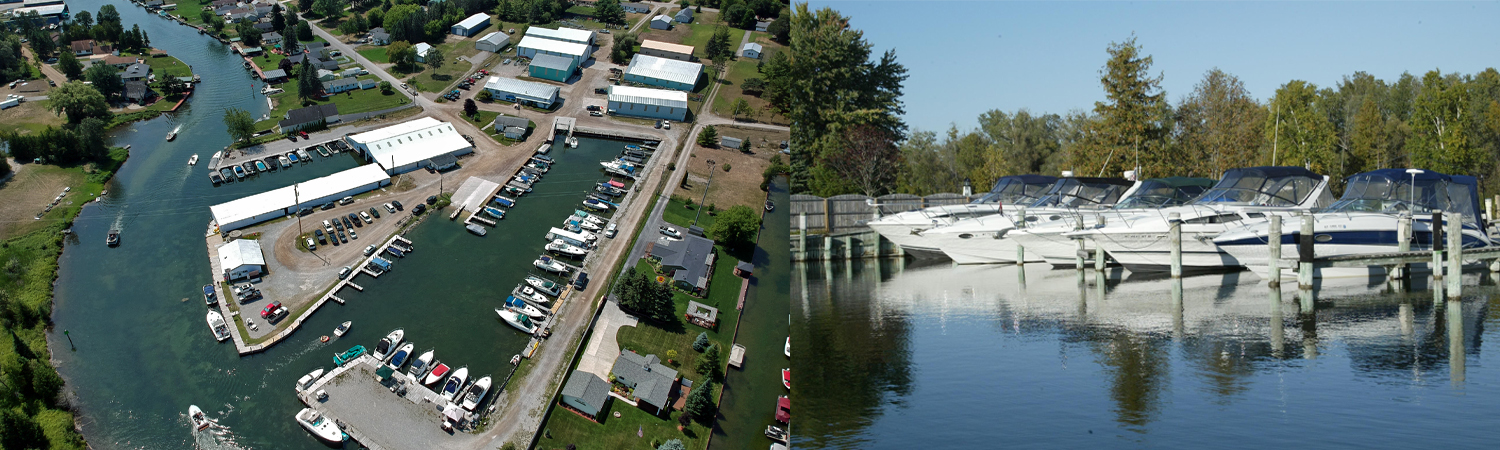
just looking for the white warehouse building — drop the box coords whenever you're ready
[516,36,591,66]
[209,165,392,232]
[607,85,689,121]
[524,26,595,46]
[623,54,702,91]
[217,239,266,281]
[344,117,476,174]
[484,76,561,109]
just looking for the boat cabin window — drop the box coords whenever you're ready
[973,177,1054,205]
[1193,172,1321,207]
[1326,172,1480,224]
[1184,213,1243,224]
[1027,179,1131,209]
[1114,181,1208,209]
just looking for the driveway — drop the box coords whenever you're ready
[575,300,638,378]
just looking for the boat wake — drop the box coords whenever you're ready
[184,410,252,450]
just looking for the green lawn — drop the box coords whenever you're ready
[406,39,492,93]
[661,196,718,231]
[253,82,409,130]
[357,47,389,64]
[707,56,785,125]
[681,23,746,60]
[140,54,194,78]
[542,392,712,450]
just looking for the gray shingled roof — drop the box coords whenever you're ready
[611,350,677,409]
[121,63,150,80]
[491,114,530,130]
[279,103,338,128]
[656,234,714,289]
[560,370,611,412]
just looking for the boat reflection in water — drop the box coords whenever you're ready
[793,258,1490,449]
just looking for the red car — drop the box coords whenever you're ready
[260,301,283,318]
[298,131,309,138]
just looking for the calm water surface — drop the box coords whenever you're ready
[48,2,636,447]
[793,261,1500,449]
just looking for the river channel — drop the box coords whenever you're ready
[792,258,1500,448]
[46,2,635,447]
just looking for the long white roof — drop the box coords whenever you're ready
[210,165,390,228]
[454,12,489,30]
[641,39,694,55]
[347,117,473,171]
[516,35,590,57]
[217,239,265,269]
[608,85,688,109]
[484,76,560,100]
[625,54,702,85]
[525,26,593,44]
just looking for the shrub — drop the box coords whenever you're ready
[667,162,676,171]
[692,332,709,352]
[722,163,731,172]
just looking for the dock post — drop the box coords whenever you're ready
[1075,235,1086,271]
[1268,215,1281,288]
[843,235,853,260]
[1269,287,1285,357]
[824,235,834,261]
[1487,198,1495,224]
[1448,216,1462,299]
[798,213,808,261]
[1298,214,1314,290]
[1394,213,1411,280]
[1169,212,1182,278]
[1094,245,1106,273]
[1432,211,1445,282]
[1015,207,1026,266]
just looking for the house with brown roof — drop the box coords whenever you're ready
[70,39,95,56]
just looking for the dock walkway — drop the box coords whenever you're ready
[552,117,576,137]
[299,355,485,449]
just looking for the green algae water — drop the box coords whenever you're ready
[47,3,637,446]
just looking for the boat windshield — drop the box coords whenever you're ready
[1114,179,1211,209]
[1026,179,1132,209]
[1325,170,1480,222]
[973,176,1057,205]
[1192,169,1321,207]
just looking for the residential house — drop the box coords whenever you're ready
[120,63,151,82]
[739,42,762,59]
[69,39,95,56]
[491,114,530,138]
[413,43,433,63]
[674,8,693,23]
[610,350,680,416]
[225,8,256,22]
[253,22,274,32]
[559,371,612,422]
[501,126,526,139]
[647,232,716,295]
[277,103,340,133]
[359,79,378,90]
[340,67,366,78]
[756,21,771,32]
[123,80,150,103]
[287,51,339,71]
[720,136,743,149]
[260,68,288,83]
[621,2,650,13]
[649,14,672,30]
[368,28,391,45]
[316,69,338,81]
[103,54,139,68]
[322,77,359,94]
[262,31,282,44]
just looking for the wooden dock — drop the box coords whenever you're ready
[552,117,576,137]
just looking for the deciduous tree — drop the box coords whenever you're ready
[1408,70,1477,177]
[708,205,760,249]
[424,47,445,71]
[46,82,110,124]
[57,51,83,80]
[223,107,256,143]
[826,124,901,198]
[83,63,124,101]
[1263,80,1337,175]
[595,0,626,26]
[1173,69,1266,178]
[463,98,477,116]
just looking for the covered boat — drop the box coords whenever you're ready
[373,329,404,361]
[1007,176,1217,268]
[574,210,605,225]
[534,256,568,273]
[410,349,434,377]
[483,207,506,219]
[202,284,218,306]
[461,376,492,411]
[387,342,415,371]
[525,275,563,296]
[497,308,538,334]
[467,224,488,236]
[868,174,1058,258]
[423,362,451,385]
[493,196,516,208]
[295,408,347,443]
[921,176,1135,264]
[582,198,612,211]
[441,367,469,401]
[506,295,547,319]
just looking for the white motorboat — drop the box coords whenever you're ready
[1007,177,1217,268]
[333,321,351,337]
[409,349,434,377]
[515,285,552,304]
[1072,166,1334,273]
[295,408,347,443]
[441,367,469,402]
[296,368,325,391]
[461,376,492,411]
[386,342,415,371]
[867,175,1058,258]
[569,217,602,232]
[536,142,551,154]
[526,275,564,296]
[921,177,1136,264]
[1215,168,1491,280]
[533,256,568,273]
[497,308,539,334]
[599,159,637,172]
[568,136,578,148]
[574,210,606,225]
[188,154,198,165]
[372,329,404,362]
[506,295,547,319]
[206,310,231,342]
[189,405,211,430]
[423,361,451,386]
[785,337,790,358]
[546,239,589,257]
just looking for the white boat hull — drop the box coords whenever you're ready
[1008,229,1099,268]
[296,408,346,443]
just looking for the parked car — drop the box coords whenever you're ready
[359,211,373,223]
[604,223,618,238]
[305,238,317,250]
[594,88,607,94]
[334,220,344,231]
[350,230,358,240]
[341,217,353,229]
[338,266,351,279]
[384,202,397,213]
[338,231,347,243]
[413,204,427,215]
[426,195,438,205]
[503,58,512,65]
[299,131,309,138]
[660,226,682,239]
[339,196,354,205]
[298,207,313,216]
[321,202,336,210]
[363,245,376,256]
[589,111,603,117]
[260,301,284,319]
[392,200,404,211]
[573,272,589,290]
[348,213,363,227]
[314,229,324,238]
[369,207,381,219]
[663,121,671,130]
[655,120,662,129]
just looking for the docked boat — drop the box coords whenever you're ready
[868,175,1057,258]
[514,285,552,303]
[766,425,789,443]
[505,295,547,319]
[409,349,434,377]
[585,195,620,209]
[582,198,612,211]
[782,368,791,389]
[1073,166,1334,273]
[483,206,506,219]
[107,230,120,247]
[296,148,311,160]
[206,310,231,342]
[295,408,347,443]
[387,342,415,371]
[785,337,791,358]
[1214,168,1491,280]
[574,210,605,225]
[296,368,325,391]
[316,146,331,157]
[441,367,469,402]
[532,154,554,163]
[568,217,601,231]
[188,154,198,165]
[496,308,539,334]
[595,184,625,197]
[423,361,450,385]
[232,165,246,179]
[372,329,404,361]
[210,171,223,184]
[504,185,528,197]
[493,196,517,208]
[334,345,366,366]
[461,376,492,411]
[599,159,637,173]
[534,256,568,273]
[333,320,351,337]
[277,155,291,169]
[567,136,578,148]
[166,125,180,141]
[526,161,550,173]
[920,176,1135,264]
[466,223,488,236]
[624,144,641,151]
[189,405,211,430]
[202,284,217,306]
[385,246,405,258]
[254,160,268,172]
[525,275,563,296]
[546,239,588,257]
[536,142,551,154]
[1006,177,1217,268]
[287,152,299,163]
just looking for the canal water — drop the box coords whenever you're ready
[48,1,638,447]
[792,260,1500,448]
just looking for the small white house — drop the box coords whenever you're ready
[650,14,672,30]
[414,43,433,63]
[740,42,763,59]
[217,239,266,281]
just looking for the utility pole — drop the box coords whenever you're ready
[294,183,302,239]
[693,159,716,227]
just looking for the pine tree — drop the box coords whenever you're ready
[697,344,721,376]
[698,125,718,146]
[1073,35,1170,179]
[683,379,716,420]
[692,332,709,352]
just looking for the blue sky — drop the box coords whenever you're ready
[810,1,1500,134]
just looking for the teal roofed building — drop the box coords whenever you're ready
[528,54,577,82]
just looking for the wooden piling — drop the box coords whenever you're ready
[1268,215,1281,288]
[1015,207,1026,266]
[1298,214,1314,290]
[1075,234,1086,271]
[1448,216,1462,298]
[1432,211,1445,281]
[1169,212,1182,278]
[1094,245,1105,272]
[1393,214,1411,280]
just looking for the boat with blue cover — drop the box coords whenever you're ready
[583,198,612,211]
[493,196,516,208]
[505,296,547,319]
[484,207,506,219]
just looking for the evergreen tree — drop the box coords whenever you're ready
[692,332,709,352]
[697,125,718,146]
[1073,35,1171,179]
[272,3,286,33]
[704,25,731,60]
[683,379,716,420]
[697,344,721,376]
[298,59,322,103]
[297,20,314,41]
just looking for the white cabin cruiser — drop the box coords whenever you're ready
[866,175,1057,258]
[921,177,1136,264]
[1215,169,1491,280]
[1007,177,1216,268]
[1071,166,1334,273]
